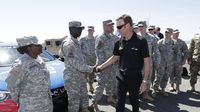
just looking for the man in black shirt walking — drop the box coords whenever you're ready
[96,14,150,112]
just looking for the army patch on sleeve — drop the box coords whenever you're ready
[9,67,17,75]
[68,52,74,58]
[96,40,103,49]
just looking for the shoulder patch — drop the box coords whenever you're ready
[96,39,103,49]
[9,67,17,75]
[68,52,75,58]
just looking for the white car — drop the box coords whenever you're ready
[0,42,67,112]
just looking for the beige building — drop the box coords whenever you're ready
[43,36,67,57]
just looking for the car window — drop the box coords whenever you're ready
[0,46,55,67]
[0,47,21,66]
[40,50,55,62]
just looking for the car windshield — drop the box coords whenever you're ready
[0,46,55,67]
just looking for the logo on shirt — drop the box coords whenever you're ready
[131,47,138,51]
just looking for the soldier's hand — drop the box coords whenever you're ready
[95,65,103,73]
[92,66,97,73]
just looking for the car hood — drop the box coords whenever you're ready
[0,59,65,91]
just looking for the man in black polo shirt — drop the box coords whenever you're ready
[96,14,150,112]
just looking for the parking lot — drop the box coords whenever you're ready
[88,75,200,112]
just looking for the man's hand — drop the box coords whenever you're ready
[95,65,103,73]
[92,65,98,73]
[139,81,147,94]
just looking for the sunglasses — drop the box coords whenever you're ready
[117,24,126,30]
[31,44,42,47]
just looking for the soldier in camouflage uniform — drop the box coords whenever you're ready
[92,19,117,111]
[152,28,177,97]
[169,29,188,94]
[187,33,200,92]
[62,21,95,112]
[138,22,161,101]
[147,25,160,86]
[6,36,53,112]
[133,23,139,33]
[79,26,96,93]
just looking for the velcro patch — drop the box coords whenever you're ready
[68,52,74,58]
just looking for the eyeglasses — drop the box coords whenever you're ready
[117,24,126,30]
[88,29,94,32]
[31,44,42,47]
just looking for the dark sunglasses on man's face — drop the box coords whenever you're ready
[117,24,126,30]
[31,44,42,48]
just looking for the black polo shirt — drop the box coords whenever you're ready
[113,32,149,79]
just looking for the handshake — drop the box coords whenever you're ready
[92,65,103,73]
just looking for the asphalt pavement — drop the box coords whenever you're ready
[88,75,200,112]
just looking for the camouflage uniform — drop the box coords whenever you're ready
[92,33,117,101]
[188,34,200,87]
[79,35,96,88]
[141,33,161,90]
[62,36,93,112]
[170,38,188,85]
[154,38,177,90]
[151,35,160,85]
[6,37,53,112]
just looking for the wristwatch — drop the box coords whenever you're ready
[142,80,147,83]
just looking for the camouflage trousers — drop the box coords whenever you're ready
[154,61,174,89]
[64,76,89,112]
[85,72,95,84]
[190,61,200,86]
[19,94,53,112]
[151,61,159,86]
[170,62,183,85]
[92,66,117,101]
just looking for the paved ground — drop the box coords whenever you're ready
[88,75,200,112]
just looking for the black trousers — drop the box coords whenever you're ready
[116,75,142,112]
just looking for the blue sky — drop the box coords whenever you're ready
[0,0,200,43]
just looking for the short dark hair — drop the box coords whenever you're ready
[116,14,133,26]
[156,27,161,31]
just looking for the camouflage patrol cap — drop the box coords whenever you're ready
[132,23,138,29]
[165,28,173,33]
[69,21,85,29]
[173,29,180,33]
[148,25,155,30]
[16,36,39,47]
[88,26,94,30]
[103,19,114,25]
[138,21,147,27]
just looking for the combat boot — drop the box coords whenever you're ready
[143,91,154,101]
[92,100,100,112]
[161,89,169,96]
[107,95,116,104]
[176,84,180,94]
[152,85,158,97]
[169,83,175,92]
[191,85,195,91]
[187,84,196,92]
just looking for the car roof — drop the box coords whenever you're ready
[0,42,18,47]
